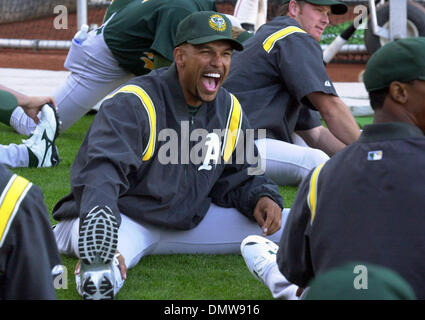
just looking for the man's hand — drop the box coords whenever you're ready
[114,251,127,280]
[20,95,56,124]
[296,287,305,298]
[0,84,56,124]
[253,196,282,236]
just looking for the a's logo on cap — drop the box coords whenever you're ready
[209,14,226,32]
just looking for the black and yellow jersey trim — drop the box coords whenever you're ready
[0,174,32,247]
[221,93,242,162]
[263,26,306,53]
[307,163,325,224]
[106,84,157,161]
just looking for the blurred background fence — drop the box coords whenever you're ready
[0,0,377,63]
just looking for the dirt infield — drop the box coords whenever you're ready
[0,2,366,82]
[326,63,365,82]
[0,48,365,82]
[0,49,67,70]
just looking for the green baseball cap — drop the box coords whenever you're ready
[282,0,348,15]
[175,11,244,51]
[363,37,425,92]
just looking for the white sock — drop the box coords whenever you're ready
[264,264,300,300]
[10,106,37,136]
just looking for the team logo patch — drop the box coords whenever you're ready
[367,150,383,161]
[198,133,221,171]
[141,51,154,71]
[209,14,226,32]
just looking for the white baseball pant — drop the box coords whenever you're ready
[54,203,290,297]
[0,143,29,167]
[233,0,268,31]
[255,137,330,186]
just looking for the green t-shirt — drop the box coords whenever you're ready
[0,90,18,125]
[187,105,199,117]
[103,0,217,76]
[103,0,136,22]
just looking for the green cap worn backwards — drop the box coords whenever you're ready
[175,11,244,51]
[363,37,425,92]
[281,0,348,15]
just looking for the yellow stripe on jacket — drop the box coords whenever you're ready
[106,84,157,161]
[307,163,325,224]
[263,26,306,53]
[0,175,32,247]
[222,94,243,163]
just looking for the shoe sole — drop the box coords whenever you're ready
[81,272,114,300]
[45,103,60,141]
[50,144,60,167]
[78,206,118,265]
[46,103,61,166]
[43,103,61,167]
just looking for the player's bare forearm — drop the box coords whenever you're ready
[0,84,28,106]
[296,126,346,156]
[308,92,360,145]
[0,84,56,123]
[321,105,360,145]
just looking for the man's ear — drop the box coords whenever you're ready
[174,46,184,68]
[388,81,408,104]
[288,0,300,17]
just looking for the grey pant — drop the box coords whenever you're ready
[255,137,330,186]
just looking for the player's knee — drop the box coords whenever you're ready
[304,148,329,170]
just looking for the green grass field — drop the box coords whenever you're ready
[320,21,366,46]
[1,114,373,300]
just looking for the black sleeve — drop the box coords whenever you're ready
[294,104,322,131]
[70,91,150,226]
[209,114,284,219]
[275,33,338,109]
[276,169,315,287]
[0,184,61,300]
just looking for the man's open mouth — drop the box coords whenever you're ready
[202,72,221,92]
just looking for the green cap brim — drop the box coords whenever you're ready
[187,35,244,51]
